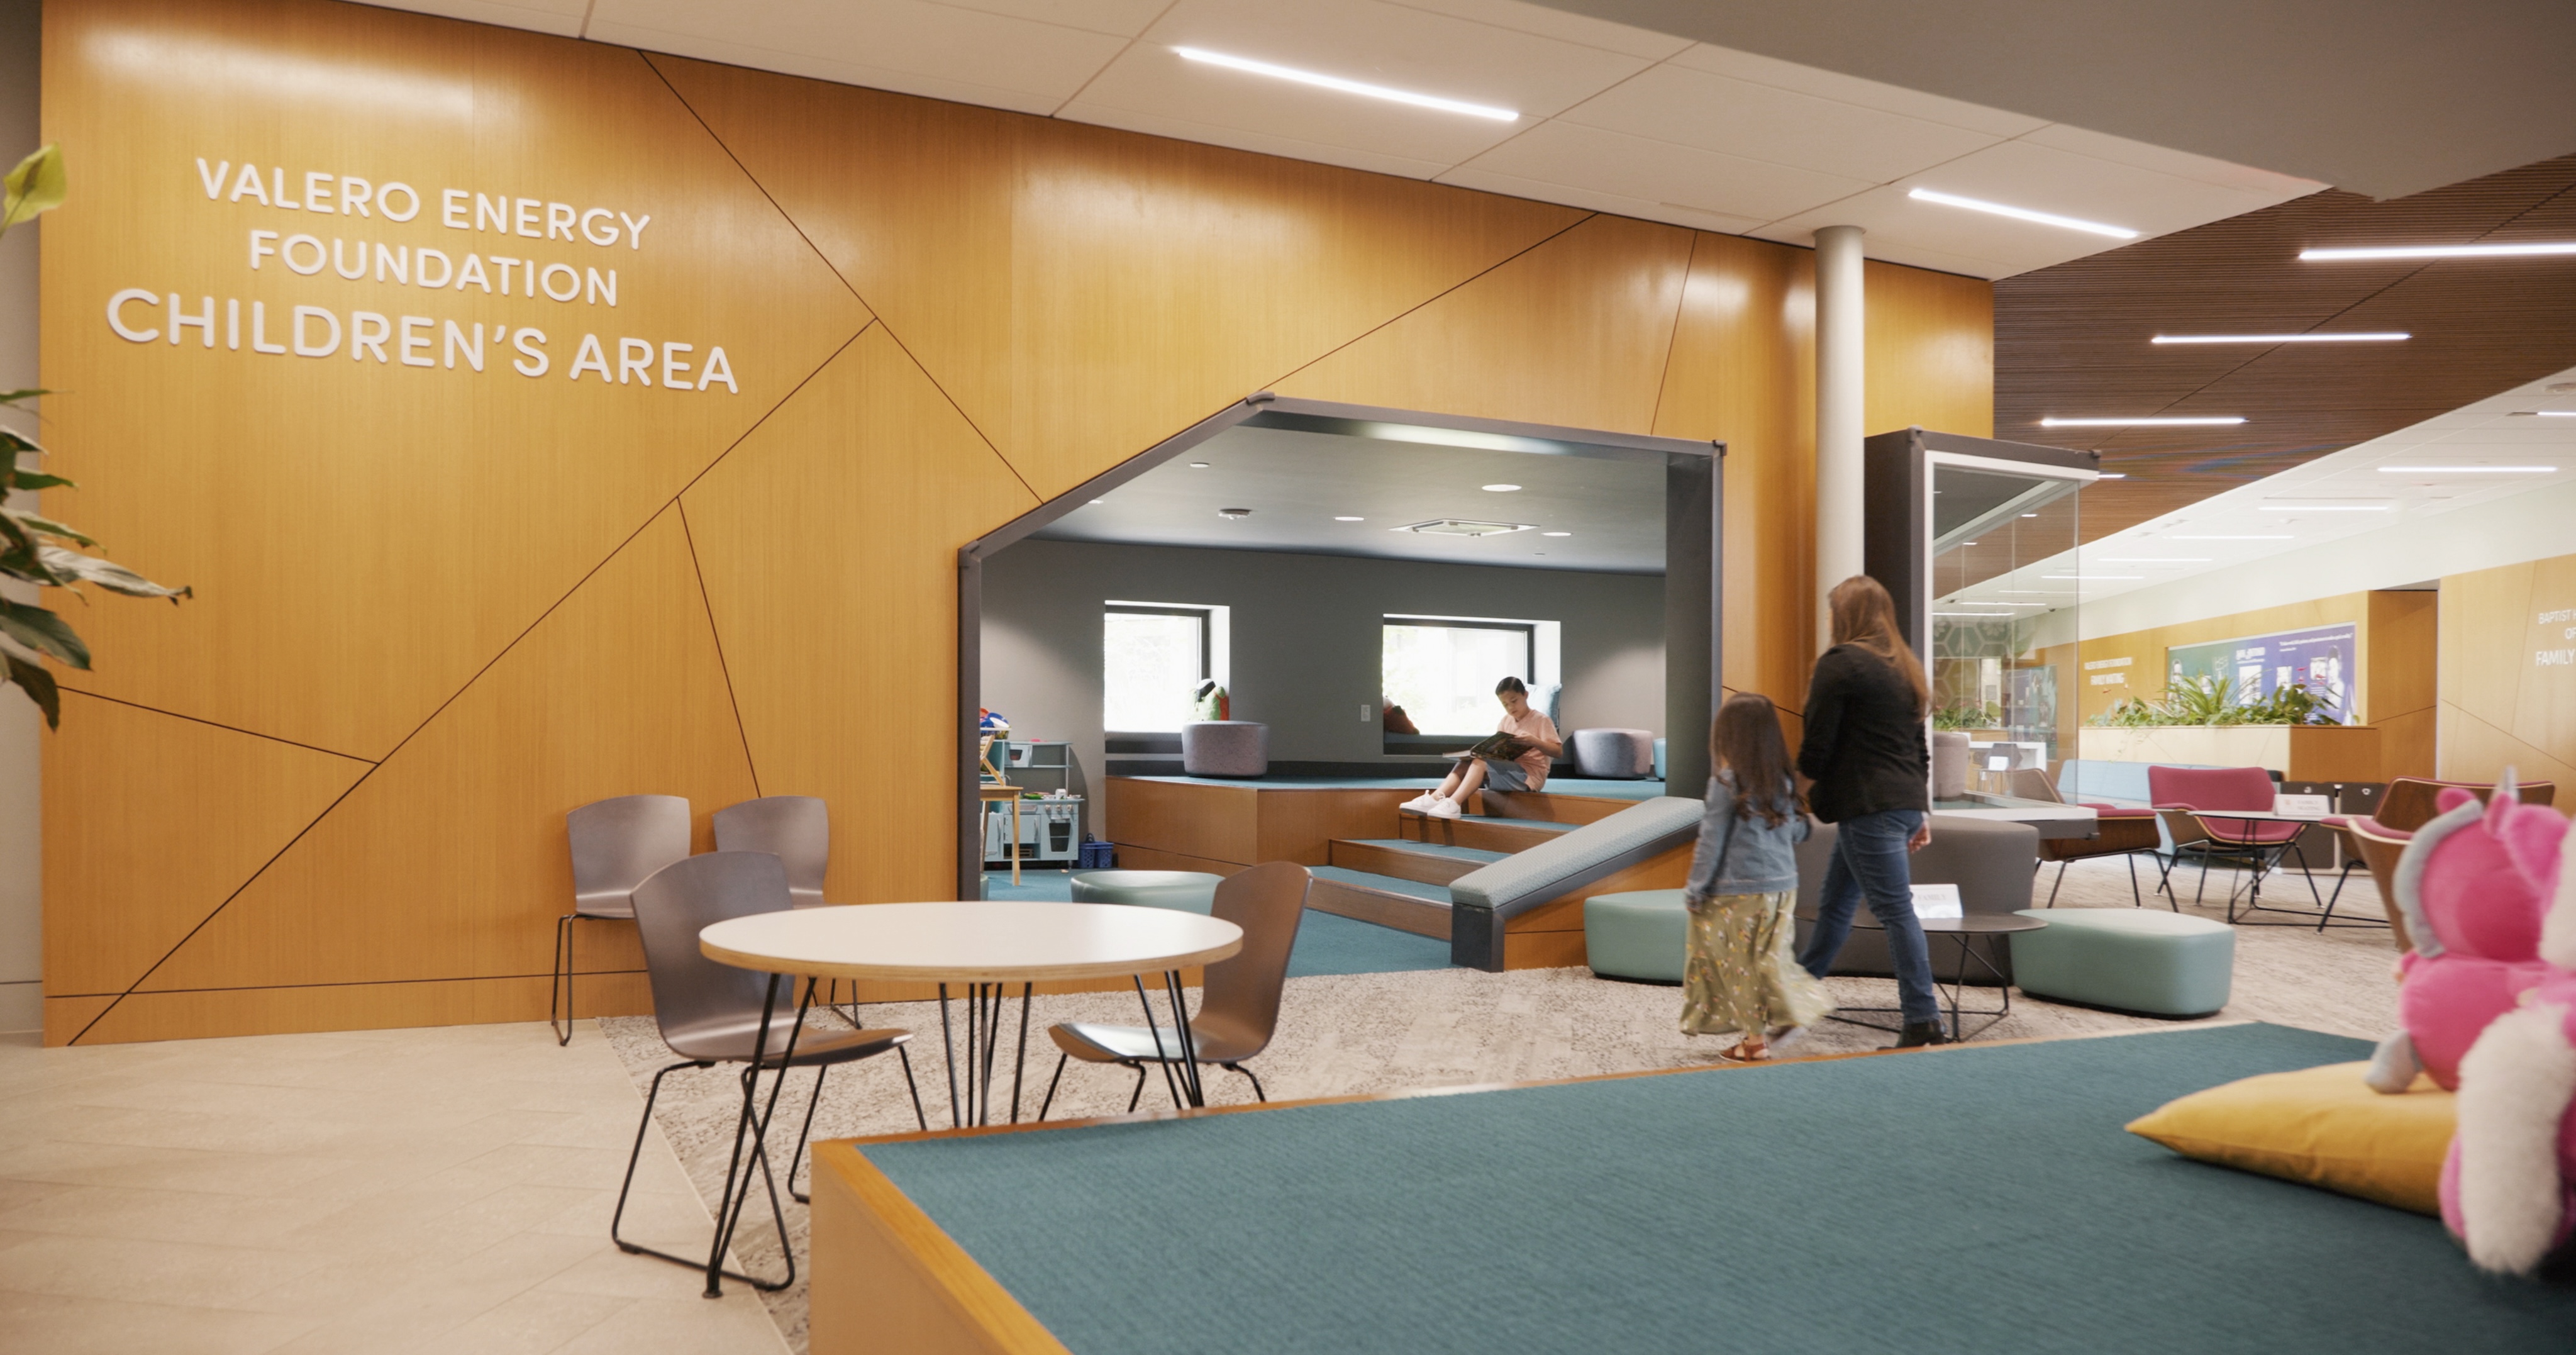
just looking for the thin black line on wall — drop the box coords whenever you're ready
[1263,212,1599,389]
[51,688,379,764]
[677,499,762,796]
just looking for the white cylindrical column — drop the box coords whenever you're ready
[1813,224,1865,649]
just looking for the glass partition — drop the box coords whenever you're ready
[1928,461,2082,781]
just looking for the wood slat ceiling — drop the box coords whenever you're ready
[1996,153,2576,541]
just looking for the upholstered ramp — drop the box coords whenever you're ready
[814,1024,2576,1355]
[1306,867,1451,940]
[1446,796,1706,971]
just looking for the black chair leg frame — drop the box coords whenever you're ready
[2042,852,2151,909]
[786,1044,928,1205]
[550,912,592,1047]
[612,1058,796,1292]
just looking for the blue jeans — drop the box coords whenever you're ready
[1797,809,1941,1026]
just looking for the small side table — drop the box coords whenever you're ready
[979,783,1023,884]
[1814,912,2049,1043]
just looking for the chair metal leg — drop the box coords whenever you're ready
[897,1043,928,1132]
[1125,1062,1148,1113]
[1038,1051,1069,1122]
[550,913,579,1046]
[2126,852,2151,909]
[1226,1063,1265,1102]
[789,1063,829,1205]
[2045,859,2068,907]
[614,1057,788,1291]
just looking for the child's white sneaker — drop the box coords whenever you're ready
[1426,796,1464,820]
[1399,792,1441,812]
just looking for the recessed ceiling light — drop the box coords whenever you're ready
[2150,332,2409,344]
[2376,465,2557,474]
[2043,574,2142,580]
[1173,47,1518,121]
[1541,530,1571,537]
[1907,187,2136,240]
[1187,461,1211,468]
[2258,504,2390,511]
[1334,515,1364,521]
[2041,416,2245,427]
[2094,557,2211,562]
[2301,242,2576,262]
[1482,483,1521,493]
[2170,534,2293,540]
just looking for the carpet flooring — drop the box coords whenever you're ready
[866,1023,2576,1354]
[599,854,2419,1352]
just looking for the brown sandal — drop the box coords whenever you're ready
[1719,1039,1771,1062]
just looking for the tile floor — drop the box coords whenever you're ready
[0,1022,787,1355]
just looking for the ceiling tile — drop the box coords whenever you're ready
[353,0,589,35]
[1668,43,2047,138]
[1558,62,2000,185]
[1434,164,1770,236]
[1060,102,1457,180]
[2019,123,2326,198]
[587,0,1130,113]
[1066,0,1654,168]
[1462,120,1873,225]
[1384,0,1694,60]
[934,0,1169,38]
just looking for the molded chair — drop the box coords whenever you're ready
[1038,861,1310,1117]
[618,852,924,1291]
[2370,776,2555,834]
[712,796,831,908]
[554,795,692,1046]
[2147,765,2309,917]
[2009,768,2166,908]
[2343,817,2417,952]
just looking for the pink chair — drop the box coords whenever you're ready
[2146,765,2323,922]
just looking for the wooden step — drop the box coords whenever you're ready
[1478,789,1635,826]
[1400,811,1576,854]
[1326,838,1504,887]
[1305,869,1451,939]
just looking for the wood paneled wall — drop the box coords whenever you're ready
[2437,552,2576,785]
[39,0,1992,1043]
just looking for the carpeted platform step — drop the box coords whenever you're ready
[1400,811,1578,854]
[1307,866,1452,940]
[1328,838,1507,887]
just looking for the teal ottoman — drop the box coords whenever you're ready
[2009,908,2234,1017]
[1585,889,1689,983]
[1070,869,1223,913]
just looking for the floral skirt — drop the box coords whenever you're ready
[1679,889,1835,1038]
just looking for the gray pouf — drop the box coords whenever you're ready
[1069,870,1223,913]
[1584,888,1689,981]
[1571,728,1655,779]
[1182,721,1269,776]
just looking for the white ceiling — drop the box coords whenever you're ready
[1030,421,1667,573]
[1943,365,2576,614]
[357,0,2325,279]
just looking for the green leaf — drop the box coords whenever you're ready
[0,513,64,584]
[0,598,88,668]
[2,649,57,728]
[8,470,70,491]
[11,511,96,548]
[36,545,189,600]
[0,388,51,405]
[1,144,64,235]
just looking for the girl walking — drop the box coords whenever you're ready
[1679,693,1833,1061]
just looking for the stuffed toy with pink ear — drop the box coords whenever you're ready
[2365,775,2561,1094]
[2441,801,2576,1276]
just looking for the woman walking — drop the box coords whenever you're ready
[1795,575,1948,1048]
[1679,693,1833,1061]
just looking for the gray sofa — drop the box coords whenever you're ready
[1791,813,2038,985]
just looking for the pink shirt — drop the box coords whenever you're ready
[1497,708,1558,789]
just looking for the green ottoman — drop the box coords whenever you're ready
[1585,889,1689,983]
[2009,908,2234,1017]
[1069,869,1223,913]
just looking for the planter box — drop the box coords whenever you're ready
[2078,724,2384,783]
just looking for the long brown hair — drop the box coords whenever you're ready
[1827,575,1930,718]
[1709,693,1798,827]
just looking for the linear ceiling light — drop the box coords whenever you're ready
[2517,410,2576,417]
[2377,465,2557,474]
[2257,504,2390,511]
[1907,187,2136,239]
[1173,47,1518,121]
[2041,416,2245,427]
[2151,332,2408,344]
[2043,574,2142,580]
[2093,557,2211,562]
[2170,534,2292,540]
[2301,242,2576,262]
[1936,611,2019,618]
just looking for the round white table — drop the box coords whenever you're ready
[685,901,1243,1297]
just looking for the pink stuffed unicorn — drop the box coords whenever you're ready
[2365,774,2562,1094]
[2443,793,2576,1275]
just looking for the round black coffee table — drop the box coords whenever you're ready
[1807,912,2050,1044]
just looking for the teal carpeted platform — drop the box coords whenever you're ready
[1309,864,1450,903]
[980,871,1450,976]
[860,1024,2576,1354]
[1339,838,1509,865]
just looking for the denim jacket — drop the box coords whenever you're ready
[1682,772,1809,901]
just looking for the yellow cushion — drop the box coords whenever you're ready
[2124,1061,2455,1215]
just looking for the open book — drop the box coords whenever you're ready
[1445,731,1532,761]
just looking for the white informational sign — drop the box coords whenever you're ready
[2275,794,2332,818]
[1909,884,1963,919]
